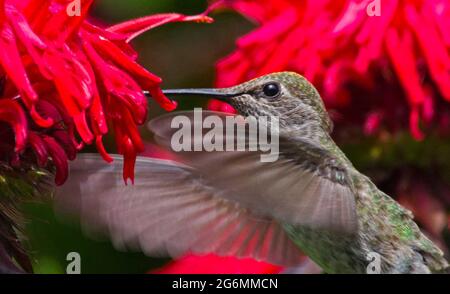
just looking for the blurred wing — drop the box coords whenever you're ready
[55,154,304,266]
[148,111,358,234]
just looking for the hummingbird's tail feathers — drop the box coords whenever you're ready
[418,246,449,273]
[55,154,305,266]
[353,176,449,273]
[411,231,449,273]
[148,111,358,235]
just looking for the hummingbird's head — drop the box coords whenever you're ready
[162,72,333,134]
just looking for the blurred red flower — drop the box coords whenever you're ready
[0,0,212,184]
[214,0,450,139]
[153,254,282,274]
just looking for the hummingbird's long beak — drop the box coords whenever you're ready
[145,88,241,102]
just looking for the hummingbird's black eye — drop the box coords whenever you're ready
[262,83,281,98]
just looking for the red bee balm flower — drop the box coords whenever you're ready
[153,254,282,274]
[0,0,212,184]
[214,0,450,139]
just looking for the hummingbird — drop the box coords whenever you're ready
[56,72,448,274]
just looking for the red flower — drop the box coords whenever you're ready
[214,0,450,140]
[0,0,212,184]
[153,254,282,274]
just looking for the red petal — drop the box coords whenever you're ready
[42,135,69,185]
[147,87,177,112]
[0,99,28,152]
[0,24,38,104]
[153,254,282,274]
[52,130,77,160]
[28,132,48,167]
[95,135,113,163]
[108,13,213,43]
